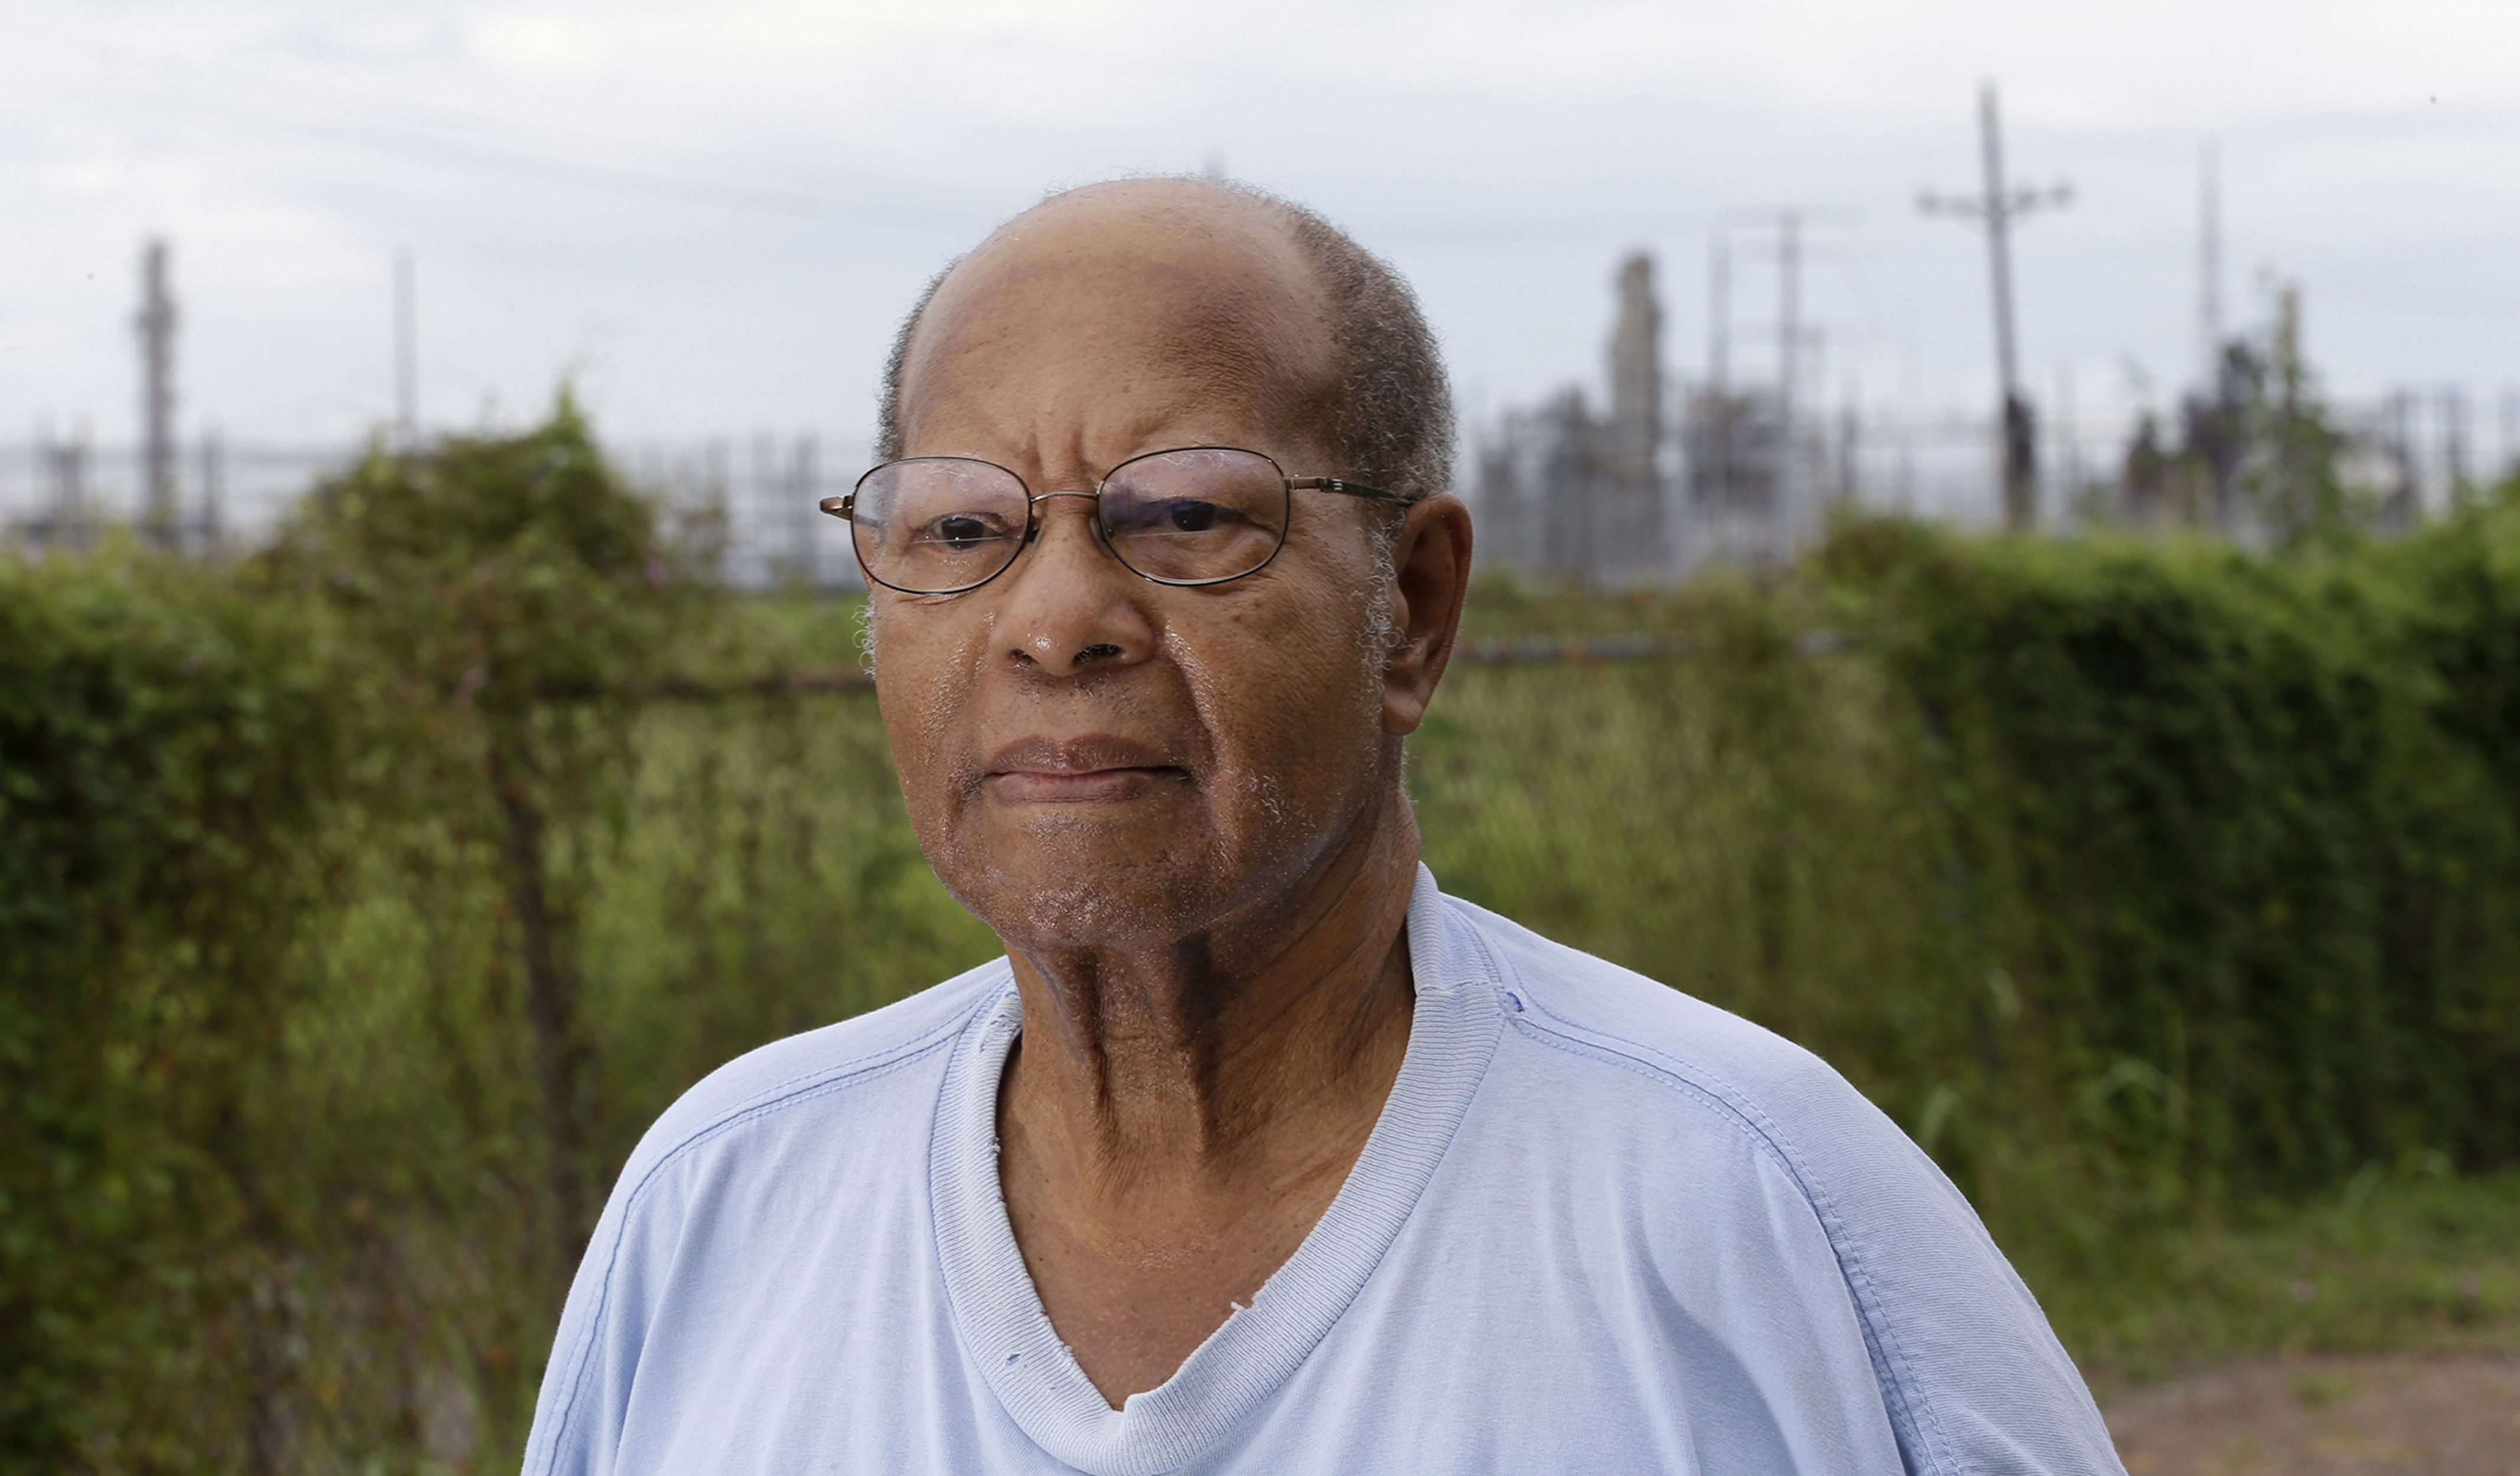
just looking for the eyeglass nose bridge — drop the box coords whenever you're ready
[1018,487,1109,548]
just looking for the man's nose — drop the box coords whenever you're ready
[993,493,1157,676]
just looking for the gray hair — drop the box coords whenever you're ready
[872,178,1455,506]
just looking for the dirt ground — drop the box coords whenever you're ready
[2102,1353,2520,1475]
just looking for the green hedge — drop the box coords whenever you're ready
[6,418,2520,1468]
[1852,519,2520,1194]
[1418,501,2520,1286]
[0,546,336,1468]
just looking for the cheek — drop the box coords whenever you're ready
[870,609,987,829]
[1170,581,1387,814]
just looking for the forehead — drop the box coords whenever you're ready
[898,188,1337,460]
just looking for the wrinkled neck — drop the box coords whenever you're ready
[999,786,1420,1181]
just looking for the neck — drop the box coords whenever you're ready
[997,785,1420,1190]
[989,773,1423,1406]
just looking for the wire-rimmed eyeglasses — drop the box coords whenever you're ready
[819,446,1408,595]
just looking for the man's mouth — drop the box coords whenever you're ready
[981,735,1183,804]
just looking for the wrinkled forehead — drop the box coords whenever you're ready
[897,189,1339,455]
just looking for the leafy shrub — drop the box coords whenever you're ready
[274,400,710,1272]
[0,543,335,1469]
[1423,500,2520,1293]
[11,415,2520,1468]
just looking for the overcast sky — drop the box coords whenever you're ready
[5,0,2518,453]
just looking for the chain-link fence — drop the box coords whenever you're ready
[0,431,873,590]
[12,385,2518,586]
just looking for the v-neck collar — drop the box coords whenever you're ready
[927,866,1504,1476]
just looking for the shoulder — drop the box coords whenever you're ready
[1437,892,2122,1475]
[1447,891,1959,1291]
[524,960,1012,1476]
[1445,893,1887,1164]
[611,956,1010,1202]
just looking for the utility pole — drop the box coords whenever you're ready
[2198,139,2223,389]
[198,429,225,555]
[1778,210,1801,519]
[1707,230,1731,398]
[2055,361,2077,506]
[1706,228,1733,509]
[394,248,418,443]
[2197,140,2238,528]
[1922,81,2070,530]
[2444,384,2470,504]
[2502,386,2519,484]
[135,238,178,545]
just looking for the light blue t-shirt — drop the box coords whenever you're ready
[524,867,2125,1475]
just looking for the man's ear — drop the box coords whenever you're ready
[1379,493,1474,735]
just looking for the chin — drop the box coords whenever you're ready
[980,831,1350,959]
[980,872,1223,954]
[925,774,1362,953]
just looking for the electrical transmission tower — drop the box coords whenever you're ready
[135,238,178,545]
[1922,81,2070,531]
[1707,208,1851,525]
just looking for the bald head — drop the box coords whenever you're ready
[894,181,1341,469]
[877,177,1453,505]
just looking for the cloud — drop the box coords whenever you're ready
[0,0,2514,453]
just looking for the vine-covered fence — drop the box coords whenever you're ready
[8,410,2520,1471]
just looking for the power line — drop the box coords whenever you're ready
[0,25,1759,250]
[0,15,983,226]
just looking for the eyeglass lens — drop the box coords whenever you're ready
[851,447,1292,593]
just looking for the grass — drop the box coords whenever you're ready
[194,677,999,1465]
[695,588,2520,1398]
[74,577,2518,1468]
[30,428,2520,1471]
[2052,1168,2520,1395]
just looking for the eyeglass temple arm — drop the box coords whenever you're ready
[1287,476,1410,506]
[819,494,854,519]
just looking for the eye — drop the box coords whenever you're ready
[908,510,1018,552]
[934,515,993,549]
[1163,500,1222,533]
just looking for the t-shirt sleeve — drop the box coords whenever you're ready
[521,1160,666,1476]
[1749,1060,2126,1475]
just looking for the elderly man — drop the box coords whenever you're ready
[524,178,2123,1474]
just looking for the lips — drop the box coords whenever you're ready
[981,735,1183,803]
